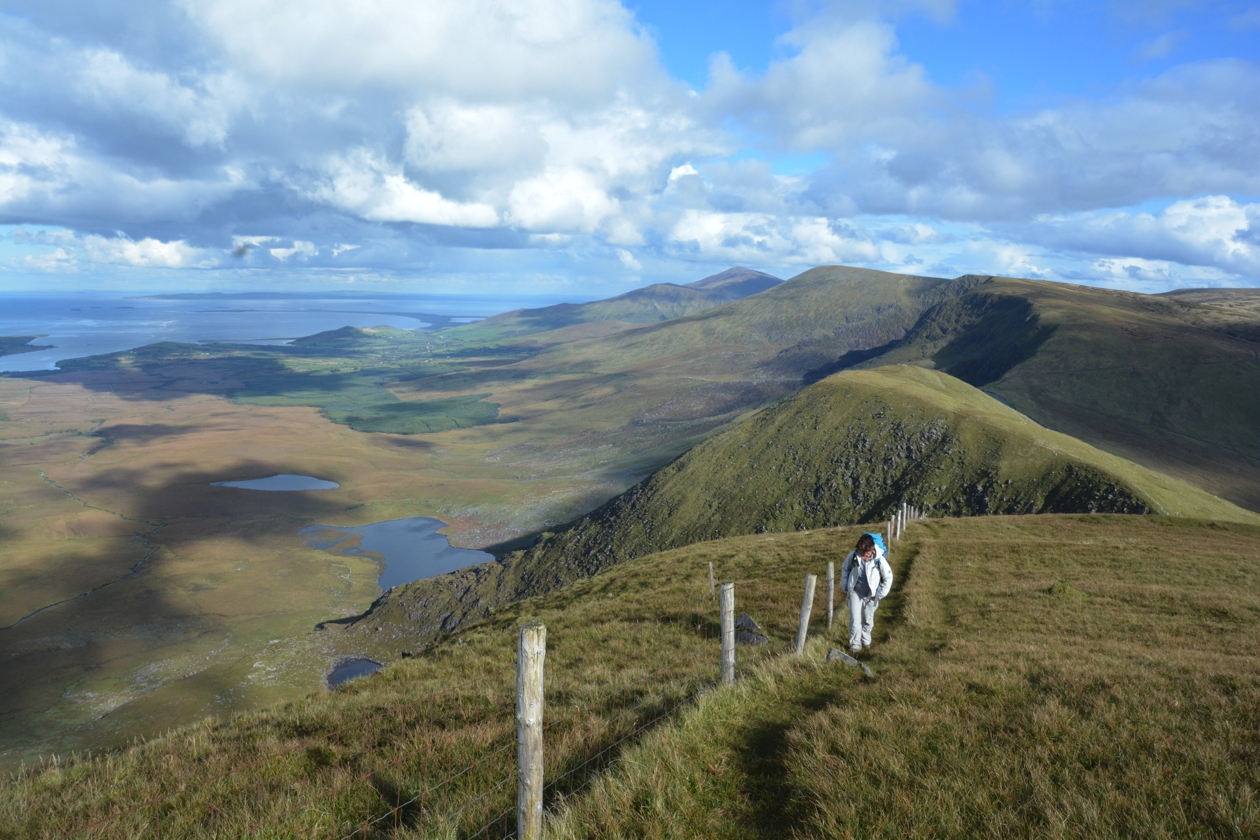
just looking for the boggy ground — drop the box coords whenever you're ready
[0,308,764,767]
[0,318,771,765]
[2,514,1256,838]
[0,378,388,767]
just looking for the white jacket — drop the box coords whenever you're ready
[840,546,893,601]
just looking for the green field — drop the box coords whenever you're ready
[0,336,51,357]
[4,514,1256,838]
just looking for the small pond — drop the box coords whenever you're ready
[299,516,494,591]
[328,658,383,687]
[213,474,339,491]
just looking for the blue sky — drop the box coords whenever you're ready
[0,0,1257,295]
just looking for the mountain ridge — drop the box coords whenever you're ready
[333,365,1257,651]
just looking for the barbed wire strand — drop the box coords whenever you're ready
[72,665,513,838]
[466,804,515,840]
[336,639,710,840]
[330,727,520,840]
[77,609,729,838]
[460,683,707,840]
[249,708,519,840]
[339,770,517,840]
[545,689,701,802]
[542,641,707,734]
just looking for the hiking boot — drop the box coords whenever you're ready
[849,645,862,654]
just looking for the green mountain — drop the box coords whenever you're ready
[462,266,781,340]
[846,276,1260,510]
[336,365,1256,651]
[507,365,1258,580]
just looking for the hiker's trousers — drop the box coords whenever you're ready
[847,590,879,648]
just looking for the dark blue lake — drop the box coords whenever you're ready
[328,658,384,687]
[299,517,494,591]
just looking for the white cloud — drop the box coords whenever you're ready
[704,18,933,151]
[313,151,500,227]
[0,122,75,204]
[616,248,641,270]
[670,210,879,265]
[508,169,620,232]
[1026,196,1260,275]
[23,246,75,271]
[881,222,942,244]
[0,118,247,225]
[0,0,1258,294]
[269,240,317,261]
[77,49,240,148]
[83,235,212,267]
[182,0,659,101]
[405,100,547,179]
[804,58,1260,220]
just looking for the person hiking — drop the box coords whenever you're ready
[840,532,893,654]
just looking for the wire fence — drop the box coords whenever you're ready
[58,510,923,840]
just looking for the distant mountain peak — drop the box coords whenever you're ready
[685,267,782,296]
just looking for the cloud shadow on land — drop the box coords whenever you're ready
[0,458,354,758]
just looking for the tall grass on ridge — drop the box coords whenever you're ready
[547,516,1260,839]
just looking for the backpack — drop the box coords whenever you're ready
[865,532,887,555]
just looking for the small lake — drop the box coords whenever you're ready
[299,516,494,590]
[328,658,383,687]
[213,474,339,491]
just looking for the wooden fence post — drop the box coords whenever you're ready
[826,561,835,632]
[795,574,817,655]
[709,562,716,596]
[517,623,546,840]
[720,582,735,685]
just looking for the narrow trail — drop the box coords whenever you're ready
[0,472,165,632]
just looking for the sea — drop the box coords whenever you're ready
[0,291,577,372]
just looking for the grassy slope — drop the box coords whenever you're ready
[5,515,1258,839]
[519,266,961,375]
[508,365,1259,580]
[323,365,1256,663]
[549,515,1260,839]
[1161,287,1260,341]
[857,276,1260,510]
